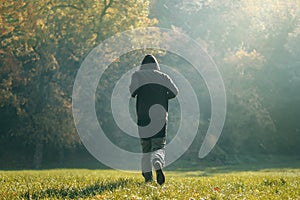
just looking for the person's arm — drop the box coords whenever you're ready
[164,75,178,99]
[129,72,139,98]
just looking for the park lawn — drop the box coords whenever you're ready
[0,167,299,199]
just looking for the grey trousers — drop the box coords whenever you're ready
[140,137,166,173]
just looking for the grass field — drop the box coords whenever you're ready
[1,166,299,199]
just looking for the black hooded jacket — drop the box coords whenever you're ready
[129,55,178,139]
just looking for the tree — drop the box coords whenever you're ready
[150,0,300,158]
[0,0,156,168]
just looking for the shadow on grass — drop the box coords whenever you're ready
[21,178,129,199]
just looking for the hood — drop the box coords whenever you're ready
[140,54,160,70]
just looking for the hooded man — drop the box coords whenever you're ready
[129,54,178,185]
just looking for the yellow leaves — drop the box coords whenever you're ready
[0,26,14,38]
[49,33,55,39]
[12,35,19,41]
[60,10,66,17]
[1,0,156,56]
[240,0,298,30]
[56,8,67,20]
[62,99,72,109]
[91,33,97,41]
[225,48,265,70]
[17,12,24,22]
[16,106,25,116]
[2,77,13,89]
[49,9,55,15]
[285,24,300,56]
[19,1,26,7]
[36,19,45,30]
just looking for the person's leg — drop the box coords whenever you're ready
[151,137,166,185]
[140,139,153,182]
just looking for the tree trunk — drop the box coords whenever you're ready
[33,141,43,169]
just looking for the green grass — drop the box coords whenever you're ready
[1,167,299,199]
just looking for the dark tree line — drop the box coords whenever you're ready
[1,0,300,168]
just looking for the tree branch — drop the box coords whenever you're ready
[94,0,114,42]
[101,0,114,19]
[52,4,84,11]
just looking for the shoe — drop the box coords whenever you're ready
[142,172,153,183]
[153,161,165,185]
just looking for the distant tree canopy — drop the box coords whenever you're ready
[1,0,300,168]
[150,0,300,158]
